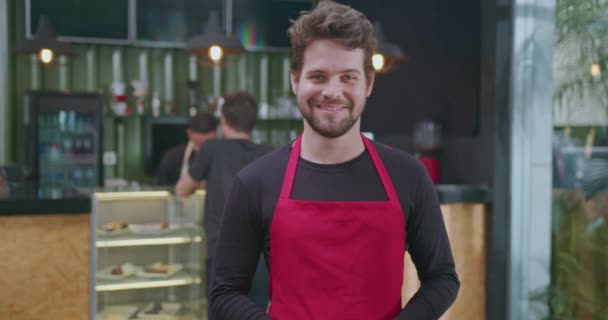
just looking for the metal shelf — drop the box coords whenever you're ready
[94,190,171,201]
[96,271,201,292]
[97,235,202,248]
[96,228,204,248]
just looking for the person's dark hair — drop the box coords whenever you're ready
[189,111,218,133]
[288,0,377,81]
[221,91,258,133]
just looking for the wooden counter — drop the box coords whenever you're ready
[402,203,487,320]
[0,213,89,320]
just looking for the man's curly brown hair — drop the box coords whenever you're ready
[288,0,377,82]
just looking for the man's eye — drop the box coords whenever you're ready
[343,74,357,81]
[309,74,323,80]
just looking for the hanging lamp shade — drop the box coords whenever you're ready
[16,15,77,57]
[377,39,405,61]
[373,21,406,73]
[185,12,245,57]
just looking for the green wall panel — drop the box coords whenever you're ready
[8,0,298,182]
[96,46,114,92]
[120,117,146,182]
[42,63,59,91]
[174,51,188,115]
[0,0,11,162]
[124,48,140,87]
[269,53,286,100]
[70,47,89,92]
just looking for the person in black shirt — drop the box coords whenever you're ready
[176,91,273,318]
[209,1,459,320]
[156,112,217,186]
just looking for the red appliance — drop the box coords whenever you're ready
[414,121,441,184]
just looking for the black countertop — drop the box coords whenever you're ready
[0,184,90,215]
[436,185,492,204]
[0,184,492,216]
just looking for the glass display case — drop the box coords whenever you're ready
[90,189,206,320]
[26,92,104,197]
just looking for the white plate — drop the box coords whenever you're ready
[128,223,174,235]
[137,302,181,320]
[97,228,129,237]
[96,263,138,280]
[136,263,183,278]
[97,305,139,320]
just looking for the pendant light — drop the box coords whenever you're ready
[373,21,406,73]
[16,15,77,64]
[185,11,245,66]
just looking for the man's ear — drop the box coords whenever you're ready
[366,71,375,97]
[291,71,299,95]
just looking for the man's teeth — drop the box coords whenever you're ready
[318,105,342,111]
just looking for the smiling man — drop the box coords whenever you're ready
[209,1,459,319]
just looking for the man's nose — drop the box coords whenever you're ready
[321,79,343,100]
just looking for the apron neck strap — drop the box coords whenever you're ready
[361,135,399,201]
[279,133,399,202]
[279,135,303,199]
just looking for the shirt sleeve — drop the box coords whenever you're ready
[394,166,460,320]
[157,150,178,186]
[189,145,212,181]
[209,176,270,320]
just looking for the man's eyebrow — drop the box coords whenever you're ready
[341,69,362,74]
[304,69,326,75]
[304,69,362,75]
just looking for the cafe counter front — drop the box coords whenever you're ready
[0,185,490,320]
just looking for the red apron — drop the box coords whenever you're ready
[268,134,405,320]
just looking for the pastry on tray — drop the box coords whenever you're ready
[110,262,135,275]
[98,222,128,234]
[97,262,137,280]
[144,263,173,274]
[136,262,182,278]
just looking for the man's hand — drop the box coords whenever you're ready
[176,173,201,197]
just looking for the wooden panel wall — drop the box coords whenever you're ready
[0,214,90,320]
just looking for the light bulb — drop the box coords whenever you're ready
[39,48,54,64]
[591,64,602,78]
[209,45,223,63]
[372,53,385,72]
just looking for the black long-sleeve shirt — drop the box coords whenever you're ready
[157,143,190,186]
[210,141,459,319]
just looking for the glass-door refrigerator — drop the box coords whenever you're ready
[26,92,104,197]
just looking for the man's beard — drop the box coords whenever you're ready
[298,99,360,138]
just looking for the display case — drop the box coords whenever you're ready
[90,189,206,320]
[26,92,104,196]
